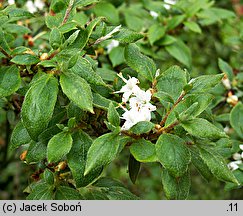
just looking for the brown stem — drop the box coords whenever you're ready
[0,47,11,59]
[148,120,180,140]
[62,0,75,25]
[160,91,185,126]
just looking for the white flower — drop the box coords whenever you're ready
[155,69,160,78]
[228,160,242,171]
[114,73,140,103]
[224,126,230,133]
[164,0,177,9]
[26,0,37,13]
[8,0,15,5]
[241,152,243,159]
[106,40,119,53]
[233,153,242,161]
[240,145,243,151]
[222,77,231,89]
[150,11,159,19]
[26,0,45,13]
[34,0,45,10]
[121,107,152,130]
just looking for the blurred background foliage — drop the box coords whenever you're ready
[1,0,243,199]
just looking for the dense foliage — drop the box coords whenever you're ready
[1,0,243,200]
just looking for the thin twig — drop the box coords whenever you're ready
[0,47,11,59]
[62,0,75,25]
[160,91,186,126]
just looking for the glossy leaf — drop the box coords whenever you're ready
[129,121,154,135]
[10,121,32,150]
[11,54,40,65]
[125,44,157,81]
[0,65,21,98]
[55,186,83,200]
[230,102,243,139]
[181,118,227,140]
[130,139,157,163]
[156,134,191,177]
[67,131,102,188]
[162,169,190,200]
[165,39,192,68]
[107,102,120,127]
[84,132,123,175]
[156,66,187,101]
[128,154,141,184]
[189,74,224,93]
[199,147,238,184]
[60,72,93,113]
[21,74,59,140]
[47,132,73,163]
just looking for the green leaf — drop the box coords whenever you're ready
[55,186,83,200]
[63,30,80,48]
[74,0,99,7]
[84,132,122,175]
[93,92,117,110]
[125,44,157,81]
[27,181,54,200]
[199,146,238,184]
[8,8,34,19]
[44,169,54,185]
[130,139,157,163]
[60,72,93,113]
[165,93,213,126]
[11,54,40,65]
[184,21,202,34]
[26,141,47,163]
[189,146,213,181]
[58,21,77,34]
[107,102,120,127]
[181,118,227,140]
[230,102,243,139]
[156,134,191,177]
[165,39,192,68]
[47,131,73,163]
[156,66,187,101]
[128,154,141,184]
[93,2,119,24]
[153,91,174,104]
[69,17,103,50]
[218,58,234,81]
[50,27,62,49]
[109,46,125,67]
[10,121,31,150]
[94,177,139,200]
[70,57,105,86]
[129,121,154,135]
[0,30,11,54]
[0,65,21,98]
[189,74,224,93]
[161,169,190,200]
[148,24,166,45]
[166,15,186,31]
[3,24,31,34]
[45,13,63,29]
[21,74,59,140]
[67,131,102,188]
[197,8,236,26]
[113,28,143,44]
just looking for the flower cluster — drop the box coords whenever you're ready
[228,145,243,171]
[26,0,45,13]
[115,74,156,131]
